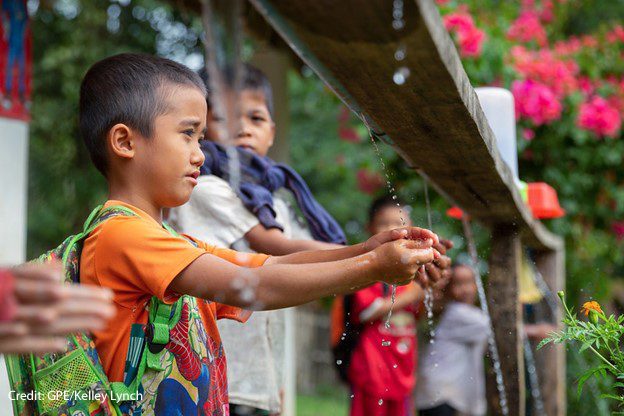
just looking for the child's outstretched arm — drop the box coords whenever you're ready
[244,225,342,255]
[169,238,436,310]
[268,227,440,265]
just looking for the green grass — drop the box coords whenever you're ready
[296,385,350,416]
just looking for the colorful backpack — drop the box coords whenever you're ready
[5,205,190,416]
[329,284,389,383]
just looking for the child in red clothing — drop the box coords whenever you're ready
[347,196,425,416]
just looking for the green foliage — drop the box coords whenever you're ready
[27,0,202,256]
[542,294,624,409]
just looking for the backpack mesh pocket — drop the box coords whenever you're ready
[34,348,101,414]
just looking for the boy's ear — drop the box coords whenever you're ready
[108,123,135,160]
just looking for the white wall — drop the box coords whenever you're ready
[0,118,29,265]
[0,117,29,413]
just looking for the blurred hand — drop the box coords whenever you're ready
[415,239,453,286]
[372,238,438,286]
[0,262,115,354]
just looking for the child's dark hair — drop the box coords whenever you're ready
[80,53,206,176]
[368,195,408,223]
[198,63,274,116]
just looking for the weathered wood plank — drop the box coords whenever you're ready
[488,224,525,416]
[247,0,562,252]
[533,249,566,416]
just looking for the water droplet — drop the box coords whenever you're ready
[393,67,410,85]
[394,44,406,61]
[336,360,343,365]
[378,399,384,405]
[350,394,355,398]
[392,19,405,30]
[382,340,391,347]
[393,364,398,368]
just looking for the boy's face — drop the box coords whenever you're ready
[208,89,275,157]
[133,85,207,207]
[449,265,478,304]
[367,205,412,235]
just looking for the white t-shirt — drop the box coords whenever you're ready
[169,174,312,412]
[415,302,490,416]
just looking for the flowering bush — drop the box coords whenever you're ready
[434,2,624,412]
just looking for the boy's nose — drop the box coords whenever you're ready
[236,117,253,138]
[191,144,205,167]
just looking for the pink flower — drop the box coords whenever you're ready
[511,49,578,97]
[607,25,624,44]
[356,169,384,195]
[507,11,548,47]
[522,128,536,141]
[581,35,598,48]
[512,79,562,125]
[435,0,451,5]
[521,0,535,10]
[577,96,622,138]
[612,221,624,240]
[444,12,475,34]
[338,127,361,143]
[443,11,486,58]
[553,37,582,55]
[539,0,554,22]
[337,107,361,142]
[458,26,486,57]
[578,76,595,96]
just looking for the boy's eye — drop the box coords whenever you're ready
[183,129,195,137]
[251,115,266,122]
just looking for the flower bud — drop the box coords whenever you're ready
[589,309,600,324]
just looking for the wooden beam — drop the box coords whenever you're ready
[533,249,566,416]
[247,0,562,252]
[488,224,525,416]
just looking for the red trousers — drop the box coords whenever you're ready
[349,387,412,416]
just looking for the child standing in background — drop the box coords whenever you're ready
[344,196,425,416]
[416,264,490,416]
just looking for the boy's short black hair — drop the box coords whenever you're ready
[199,63,274,116]
[368,195,408,223]
[80,53,207,176]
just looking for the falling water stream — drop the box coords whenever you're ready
[364,123,402,344]
[461,216,510,416]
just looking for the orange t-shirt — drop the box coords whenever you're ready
[80,200,268,387]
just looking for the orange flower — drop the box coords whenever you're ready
[581,301,603,317]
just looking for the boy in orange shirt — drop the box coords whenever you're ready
[77,53,441,415]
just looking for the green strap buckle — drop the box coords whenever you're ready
[148,322,169,346]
